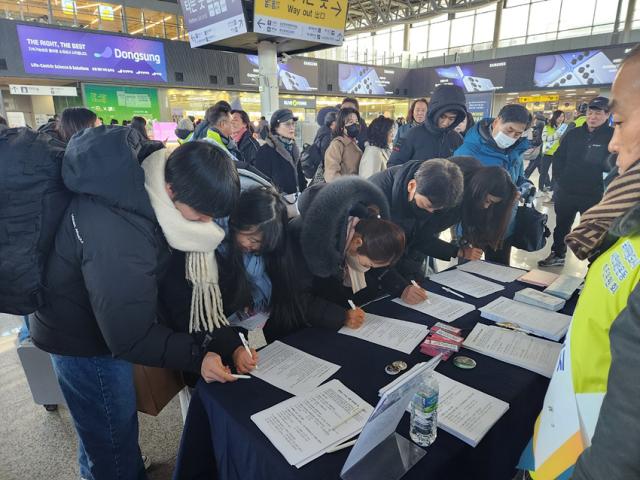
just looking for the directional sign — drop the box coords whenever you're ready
[254,0,347,45]
[179,0,248,48]
[519,95,560,103]
[9,84,78,96]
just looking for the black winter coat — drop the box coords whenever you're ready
[236,130,260,166]
[553,122,614,201]
[254,135,306,195]
[31,126,241,372]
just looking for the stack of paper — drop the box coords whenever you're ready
[393,291,476,323]
[544,274,584,300]
[457,260,526,283]
[251,380,373,468]
[251,341,340,395]
[338,313,430,354]
[463,323,562,377]
[518,269,560,287]
[429,270,504,298]
[433,372,510,447]
[479,297,571,341]
[514,288,566,311]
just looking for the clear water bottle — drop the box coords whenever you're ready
[409,374,439,447]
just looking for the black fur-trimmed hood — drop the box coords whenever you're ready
[299,177,390,278]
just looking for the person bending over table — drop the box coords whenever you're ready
[265,177,406,340]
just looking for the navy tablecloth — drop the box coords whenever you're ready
[173,273,578,480]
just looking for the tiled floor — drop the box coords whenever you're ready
[0,172,589,480]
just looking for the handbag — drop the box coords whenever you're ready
[512,201,551,252]
[133,365,185,416]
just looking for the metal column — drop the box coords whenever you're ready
[258,41,280,121]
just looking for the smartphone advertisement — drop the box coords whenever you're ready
[431,60,507,93]
[533,47,630,88]
[238,55,319,92]
[338,64,408,96]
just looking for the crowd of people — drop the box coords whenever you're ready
[1,44,639,480]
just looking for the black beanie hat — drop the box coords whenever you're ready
[427,84,468,130]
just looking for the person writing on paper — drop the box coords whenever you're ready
[30,137,249,480]
[521,45,640,480]
[268,177,406,340]
[216,186,304,370]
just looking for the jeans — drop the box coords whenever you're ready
[50,354,146,480]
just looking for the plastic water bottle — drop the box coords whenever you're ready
[409,374,439,447]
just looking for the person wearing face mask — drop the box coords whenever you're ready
[454,104,534,265]
[341,97,368,150]
[278,177,406,337]
[254,109,306,195]
[324,107,364,182]
[388,85,466,168]
[393,98,428,150]
[520,46,640,480]
[538,97,614,268]
[359,115,395,178]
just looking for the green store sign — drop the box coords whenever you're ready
[84,84,160,124]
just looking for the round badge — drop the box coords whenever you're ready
[453,356,477,370]
[385,364,401,375]
[392,361,408,371]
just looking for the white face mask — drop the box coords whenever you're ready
[493,130,517,149]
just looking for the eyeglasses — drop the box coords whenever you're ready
[281,120,297,128]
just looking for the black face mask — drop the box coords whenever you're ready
[409,195,434,220]
[346,124,360,138]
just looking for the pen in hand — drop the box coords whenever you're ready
[411,280,431,305]
[238,332,257,370]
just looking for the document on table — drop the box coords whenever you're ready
[433,372,509,447]
[338,313,430,354]
[479,297,571,341]
[251,341,340,395]
[457,260,526,283]
[463,323,562,378]
[251,379,373,468]
[429,270,504,298]
[392,291,476,323]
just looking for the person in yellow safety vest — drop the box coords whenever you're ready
[519,44,640,480]
[175,117,194,144]
[203,103,244,162]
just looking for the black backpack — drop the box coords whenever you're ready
[0,127,70,314]
[300,142,323,180]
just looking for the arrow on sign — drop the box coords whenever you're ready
[257,18,265,28]
[331,2,341,15]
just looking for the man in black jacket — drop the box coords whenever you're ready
[369,159,483,300]
[388,85,466,167]
[539,96,614,267]
[31,130,251,480]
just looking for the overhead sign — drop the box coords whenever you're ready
[17,25,167,83]
[9,84,78,96]
[518,95,559,103]
[254,0,347,45]
[179,0,247,48]
[279,97,316,109]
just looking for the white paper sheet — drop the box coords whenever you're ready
[457,260,526,283]
[251,379,373,468]
[429,270,504,298]
[251,341,340,395]
[479,297,571,341]
[433,372,509,447]
[462,323,562,378]
[393,291,476,323]
[338,313,430,354]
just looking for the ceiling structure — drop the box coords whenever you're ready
[345,0,498,34]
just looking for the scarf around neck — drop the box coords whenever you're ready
[342,216,369,293]
[566,159,640,260]
[142,150,229,333]
[231,127,247,144]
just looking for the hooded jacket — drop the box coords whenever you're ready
[388,85,466,167]
[254,134,306,195]
[31,126,241,372]
[369,160,462,280]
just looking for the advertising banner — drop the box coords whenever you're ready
[432,60,507,93]
[338,64,407,96]
[17,24,167,83]
[239,54,319,91]
[179,0,247,48]
[84,84,161,124]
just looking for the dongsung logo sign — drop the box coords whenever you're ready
[17,24,168,83]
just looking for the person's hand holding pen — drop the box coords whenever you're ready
[233,332,259,374]
[344,300,365,329]
[400,280,430,305]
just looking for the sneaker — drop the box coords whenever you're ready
[538,253,565,267]
[142,455,151,471]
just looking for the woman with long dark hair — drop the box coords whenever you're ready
[58,107,98,142]
[130,116,150,140]
[359,116,395,178]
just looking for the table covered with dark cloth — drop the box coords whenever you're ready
[173,271,578,480]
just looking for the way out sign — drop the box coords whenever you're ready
[254,0,348,45]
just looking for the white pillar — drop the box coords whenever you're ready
[258,41,279,122]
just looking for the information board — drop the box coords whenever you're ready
[17,25,167,83]
[84,84,161,124]
[179,0,247,48]
[254,0,347,45]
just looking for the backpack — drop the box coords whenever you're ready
[0,127,69,314]
[300,142,323,180]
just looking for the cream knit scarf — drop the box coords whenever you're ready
[142,150,229,333]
